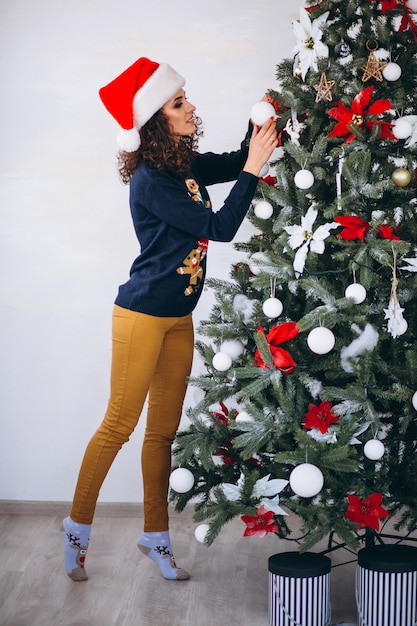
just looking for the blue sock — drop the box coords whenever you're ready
[60,517,91,581]
[137,531,189,580]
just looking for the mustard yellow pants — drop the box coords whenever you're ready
[70,305,194,531]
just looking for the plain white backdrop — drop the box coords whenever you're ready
[0,0,304,504]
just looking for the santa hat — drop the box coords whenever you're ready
[99,57,185,152]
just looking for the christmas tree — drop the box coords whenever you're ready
[170,0,417,554]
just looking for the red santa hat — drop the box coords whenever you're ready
[99,57,185,152]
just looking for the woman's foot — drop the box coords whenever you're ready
[60,517,91,581]
[137,531,189,580]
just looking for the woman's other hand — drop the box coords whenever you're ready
[243,117,278,177]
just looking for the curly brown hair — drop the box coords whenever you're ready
[117,110,203,184]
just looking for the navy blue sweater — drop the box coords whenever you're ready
[115,135,259,317]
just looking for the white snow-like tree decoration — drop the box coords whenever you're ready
[340,323,379,372]
[401,254,417,272]
[221,473,288,515]
[284,205,338,276]
[307,427,338,444]
[292,8,330,80]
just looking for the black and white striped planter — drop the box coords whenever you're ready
[268,552,331,626]
[356,544,417,626]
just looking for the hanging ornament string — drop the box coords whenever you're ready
[270,277,276,298]
[336,149,345,211]
[389,250,399,312]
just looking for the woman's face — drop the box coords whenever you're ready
[162,89,196,137]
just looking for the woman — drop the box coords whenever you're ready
[61,56,278,582]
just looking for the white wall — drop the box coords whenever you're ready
[0,0,303,504]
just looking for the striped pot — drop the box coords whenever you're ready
[268,552,331,626]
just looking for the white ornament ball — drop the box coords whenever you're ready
[262,297,283,318]
[195,524,210,544]
[392,118,413,140]
[235,411,254,423]
[345,283,367,304]
[364,439,385,461]
[382,62,402,82]
[248,251,269,275]
[307,327,335,355]
[406,0,417,12]
[254,200,273,220]
[250,101,276,126]
[212,351,232,372]
[289,463,324,498]
[294,169,314,190]
[412,391,417,411]
[221,340,245,360]
[259,163,270,177]
[169,468,195,493]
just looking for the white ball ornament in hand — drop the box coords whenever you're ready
[412,391,417,411]
[294,169,314,190]
[382,62,402,82]
[212,351,232,372]
[262,297,283,319]
[169,468,195,493]
[254,200,273,220]
[289,463,324,498]
[364,439,385,460]
[345,283,367,304]
[307,327,335,355]
[250,101,276,126]
[195,524,210,544]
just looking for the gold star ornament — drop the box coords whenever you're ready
[361,48,388,82]
[314,72,336,103]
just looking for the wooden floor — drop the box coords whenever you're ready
[0,504,361,626]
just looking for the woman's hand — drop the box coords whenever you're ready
[243,117,278,177]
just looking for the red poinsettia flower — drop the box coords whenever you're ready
[327,86,395,144]
[335,217,402,242]
[262,175,278,186]
[214,401,230,425]
[213,438,235,465]
[303,401,339,434]
[379,224,401,240]
[241,505,279,538]
[369,0,417,40]
[255,322,299,374]
[372,0,404,11]
[334,216,370,242]
[345,493,389,531]
[213,439,260,467]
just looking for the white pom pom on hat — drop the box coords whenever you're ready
[99,56,185,152]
